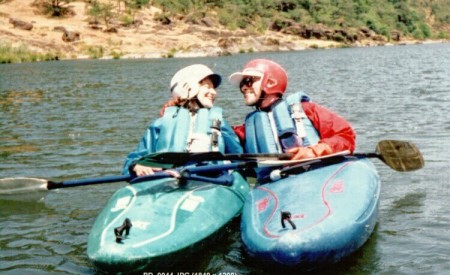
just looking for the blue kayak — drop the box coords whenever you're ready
[241,158,380,268]
[87,171,250,273]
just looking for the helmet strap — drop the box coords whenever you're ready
[257,92,282,111]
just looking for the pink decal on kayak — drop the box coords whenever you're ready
[257,197,269,212]
[256,162,352,239]
[312,162,351,228]
[292,214,305,219]
[256,186,280,238]
[329,180,344,193]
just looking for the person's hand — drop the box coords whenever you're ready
[287,143,332,160]
[173,78,200,100]
[133,164,163,177]
[162,169,181,178]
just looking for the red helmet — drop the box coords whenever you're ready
[229,59,288,95]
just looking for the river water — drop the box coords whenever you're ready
[1,43,449,274]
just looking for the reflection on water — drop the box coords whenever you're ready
[1,43,450,274]
[391,192,426,212]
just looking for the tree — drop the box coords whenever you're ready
[88,0,116,28]
[36,0,75,17]
[123,0,150,23]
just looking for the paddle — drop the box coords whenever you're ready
[264,140,424,182]
[0,140,423,201]
[0,175,132,197]
[372,139,424,172]
[0,153,327,200]
[136,140,424,172]
[134,151,291,168]
[0,161,252,200]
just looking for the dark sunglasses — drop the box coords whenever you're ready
[239,76,260,88]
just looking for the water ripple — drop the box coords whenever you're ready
[1,43,450,274]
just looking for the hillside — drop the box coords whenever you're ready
[0,0,448,62]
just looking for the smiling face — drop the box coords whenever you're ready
[196,77,217,109]
[239,76,262,106]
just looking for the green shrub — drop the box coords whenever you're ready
[120,14,134,27]
[85,45,104,59]
[419,23,432,38]
[437,31,448,39]
[111,51,122,59]
[0,43,59,63]
[162,48,177,58]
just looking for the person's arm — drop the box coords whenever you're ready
[222,120,244,154]
[288,102,356,160]
[303,102,356,152]
[122,119,162,175]
[231,123,246,147]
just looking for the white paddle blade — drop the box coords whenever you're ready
[0,177,48,195]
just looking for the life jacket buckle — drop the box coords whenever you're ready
[210,119,221,152]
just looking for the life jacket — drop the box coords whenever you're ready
[244,92,320,154]
[150,106,225,153]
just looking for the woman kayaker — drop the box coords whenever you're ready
[123,64,243,176]
[228,58,355,162]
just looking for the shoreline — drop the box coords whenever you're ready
[68,38,449,62]
[1,0,449,63]
[112,39,450,60]
[2,27,447,63]
[2,38,448,64]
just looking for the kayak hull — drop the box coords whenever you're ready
[87,171,250,272]
[241,158,380,268]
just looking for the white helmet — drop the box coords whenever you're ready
[170,64,221,100]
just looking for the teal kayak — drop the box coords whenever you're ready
[241,158,380,269]
[87,171,250,272]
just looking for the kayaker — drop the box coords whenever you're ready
[228,58,355,162]
[123,64,243,176]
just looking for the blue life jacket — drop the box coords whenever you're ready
[122,106,228,175]
[244,92,320,154]
[150,106,225,153]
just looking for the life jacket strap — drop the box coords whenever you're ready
[210,118,221,152]
[289,102,307,145]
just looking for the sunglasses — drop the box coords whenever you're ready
[239,76,260,88]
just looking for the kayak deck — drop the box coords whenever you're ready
[241,158,380,268]
[88,171,250,272]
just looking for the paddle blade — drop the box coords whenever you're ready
[376,140,424,172]
[0,177,48,194]
[136,152,290,168]
[0,177,48,202]
[136,152,227,168]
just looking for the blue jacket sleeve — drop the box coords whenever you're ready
[122,119,161,175]
[221,120,244,154]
